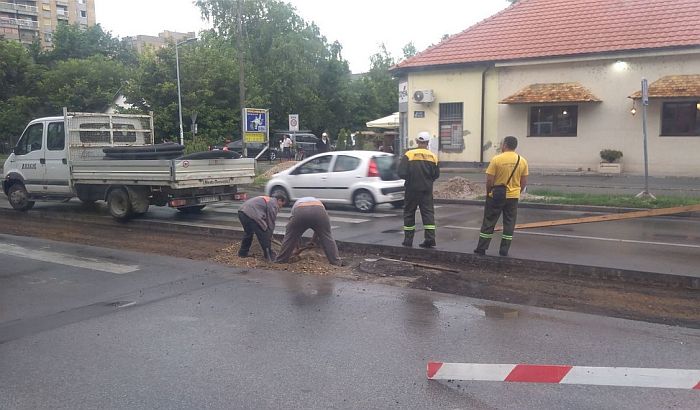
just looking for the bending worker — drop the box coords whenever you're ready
[398,131,440,248]
[275,197,344,266]
[238,194,286,261]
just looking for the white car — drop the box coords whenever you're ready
[264,151,405,212]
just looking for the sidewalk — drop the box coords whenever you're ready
[441,168,700,197]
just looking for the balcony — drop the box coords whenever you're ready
[0,2,38,15]
[0,16,39,30]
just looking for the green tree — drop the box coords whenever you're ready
[350,44,398,129]
[44,23,138,67]
[124,33,244,143]
[195,0,354,136]
[402,42,417,59]
[0,39,43,141]
[40,55,128,113]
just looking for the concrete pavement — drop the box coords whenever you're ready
[1,234,698,409]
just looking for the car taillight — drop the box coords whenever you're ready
[368,158,379,177]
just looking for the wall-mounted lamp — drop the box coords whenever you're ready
[613,60,629,71]
[630,99,637,116]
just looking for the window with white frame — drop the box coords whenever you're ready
[529,105,578,137]
[661,101,700,136]
[438,103,464,150]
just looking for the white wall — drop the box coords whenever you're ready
[497,53,700,176]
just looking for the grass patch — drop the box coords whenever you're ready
[526,189,700,208]
[251,174,270,188]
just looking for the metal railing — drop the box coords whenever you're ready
[0,17,39,29]
[0,2,39,13]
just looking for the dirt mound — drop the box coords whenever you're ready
[434,176,484,200]
[213,240,352,275]
[261,161,298,178]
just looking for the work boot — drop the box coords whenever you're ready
[418,240,436,249]
[402,231,415,247]
[419,229,436,248]
[474,236,491,255]
[499,240,511,257]
[263,248,276,262]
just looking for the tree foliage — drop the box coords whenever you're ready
[2,3,405,148]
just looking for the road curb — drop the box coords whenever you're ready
[2,207,697,290]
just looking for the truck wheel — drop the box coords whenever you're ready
[177,205,206,213]
[8,183,35,211]
[353,189,376,213]
[107,188,132,220]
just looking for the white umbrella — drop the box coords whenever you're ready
[366,112,399,129]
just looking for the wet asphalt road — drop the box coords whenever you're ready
[2,196,698,278]
[1,234,699,409]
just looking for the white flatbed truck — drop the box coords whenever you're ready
[2,110,254,220]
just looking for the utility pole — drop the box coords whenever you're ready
[237,0,247,157]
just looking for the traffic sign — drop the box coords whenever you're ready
[244,108,269,143]
[289,114,299,131]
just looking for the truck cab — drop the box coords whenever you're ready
[3,116,71,210]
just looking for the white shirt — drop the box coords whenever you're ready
[282,137,292,148]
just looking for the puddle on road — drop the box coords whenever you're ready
[476,305,520,319]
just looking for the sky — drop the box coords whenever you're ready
[95,0,512,73]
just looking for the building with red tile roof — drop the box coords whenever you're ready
[393,0,700,71]
[392,0,700,176]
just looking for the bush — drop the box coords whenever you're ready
[600,149,623,163]
[185,140,210,154]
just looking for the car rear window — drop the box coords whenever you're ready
[374,155,400,181]
[333,155,361,172]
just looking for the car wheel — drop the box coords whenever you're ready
[353,189,375,213]
[391,200,404,209]
[107,188,132,220]
[178,205,206,213]
[270,186,290,206]
[7,183,35,211]
[268,150,277,161]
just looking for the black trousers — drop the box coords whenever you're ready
[475,197,519,254]
[403,190,436,242]
[238,211,272,256]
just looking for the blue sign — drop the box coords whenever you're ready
[246,109,267,132]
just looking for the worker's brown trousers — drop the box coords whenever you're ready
[276,204,341,266]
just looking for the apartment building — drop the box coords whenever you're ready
[0,0,95,48]
[126,30,196,53]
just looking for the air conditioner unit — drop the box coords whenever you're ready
[412,89,435,103]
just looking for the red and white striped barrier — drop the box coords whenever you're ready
[427,362,700,390]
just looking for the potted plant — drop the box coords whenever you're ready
[598,149,623,174]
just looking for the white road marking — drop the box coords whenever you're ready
[139,219,338,233]
[0,243,139,274]
[442,225,700,249]
[202,206,369,223]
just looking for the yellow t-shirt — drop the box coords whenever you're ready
[486,151,529,199]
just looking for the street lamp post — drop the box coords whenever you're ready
[175,37,197,146]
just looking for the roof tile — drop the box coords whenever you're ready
[629,75,700,99]
[395,0,700,70]
[500,82,602,104]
